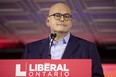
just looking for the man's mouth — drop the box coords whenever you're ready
[57,24,66,26]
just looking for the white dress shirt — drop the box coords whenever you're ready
[50,32,70,59]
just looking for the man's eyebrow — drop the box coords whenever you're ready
[54,13,71,14]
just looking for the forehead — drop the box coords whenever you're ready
[49,3,71,15]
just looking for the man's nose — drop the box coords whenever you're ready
[60,16,65,22]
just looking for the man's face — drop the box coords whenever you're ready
[46,4,72,33]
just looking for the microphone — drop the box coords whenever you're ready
[50,33,57,46]
[51,33,57,39]
[49,33,57,59]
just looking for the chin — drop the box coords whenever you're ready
[55,30,68,33]
[53,28,69,33]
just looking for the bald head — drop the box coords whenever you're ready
[46,3,73,34]
[49,3,71,15]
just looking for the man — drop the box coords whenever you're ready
[22,3,104,77]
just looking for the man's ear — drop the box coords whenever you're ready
[47,20,49,22]
[46,18,50,27]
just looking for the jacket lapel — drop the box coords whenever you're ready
[62,35,80,59]
[40,38,50,59]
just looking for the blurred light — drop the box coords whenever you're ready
[102,64,116,77]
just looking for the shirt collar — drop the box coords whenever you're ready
[49,32,71,44]
[56,32,70,44]
[63,32,70,44]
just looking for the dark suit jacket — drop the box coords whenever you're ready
[22,34,104,77]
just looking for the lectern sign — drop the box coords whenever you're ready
[16,63,69,77]
[0,59,91,77]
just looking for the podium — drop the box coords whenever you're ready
[0,59,91,77]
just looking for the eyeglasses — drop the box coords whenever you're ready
[49,13,72,21]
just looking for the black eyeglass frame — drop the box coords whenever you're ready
[49,13,72,21]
